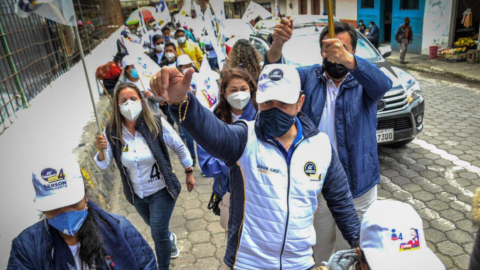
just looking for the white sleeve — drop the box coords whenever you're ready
[161,118,193,169]
[94,130,114,170]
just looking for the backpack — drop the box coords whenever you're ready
[96,61,113,80]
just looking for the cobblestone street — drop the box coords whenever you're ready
[111,70,480,270]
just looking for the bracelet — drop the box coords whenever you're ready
[185,168,193,174]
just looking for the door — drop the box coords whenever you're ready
[300,0,308,14]
[312,0,320,15]
[383,0,393,43]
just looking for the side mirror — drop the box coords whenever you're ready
[382,51,392,58]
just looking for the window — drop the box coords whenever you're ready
[361,0,374,9]
[400,0,419,10]
[323,0,336,15]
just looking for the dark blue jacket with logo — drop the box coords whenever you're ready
[7,202,157,270]
[266,55,392,198]
[170,93,359,269]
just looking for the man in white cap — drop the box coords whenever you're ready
[7,158,157,270]
[319,200,445,270]
[150,64,360,270]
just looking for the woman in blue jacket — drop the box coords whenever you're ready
[198,68,257,222]
[8,159,157,270]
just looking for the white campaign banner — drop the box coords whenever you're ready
[15,0,76,26]
[195,59,220,112]
[123,39,160,93]
[242,1,272,22]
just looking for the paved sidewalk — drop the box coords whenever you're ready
[384,50,480,84]
[110,148,227,270]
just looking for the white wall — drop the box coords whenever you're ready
[336,0,357,21]
[422,0,453,54]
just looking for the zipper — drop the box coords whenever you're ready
[265,137,305,270]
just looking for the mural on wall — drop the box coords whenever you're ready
[422,0,452,54]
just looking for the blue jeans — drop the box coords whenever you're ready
[179,125,196,161]
[134,188,176,270]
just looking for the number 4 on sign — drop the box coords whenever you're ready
[399,233,403,240]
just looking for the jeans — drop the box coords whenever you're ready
[312,186,377,266]
[134,188,176,270]
[179,125,196,161]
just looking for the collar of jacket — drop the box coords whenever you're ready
[240,100,257,121]
[254,111,319,144]
[312,63,358,89]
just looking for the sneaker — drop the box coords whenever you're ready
[170,232,180,259]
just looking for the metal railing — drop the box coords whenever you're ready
[0,0,122,135]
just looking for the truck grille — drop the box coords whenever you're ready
[378,118,412,131]
[378,89,408,113]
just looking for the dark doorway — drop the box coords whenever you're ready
[383,0,393,42]
[312,0,320,15]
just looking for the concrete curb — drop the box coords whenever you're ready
[386,58,480,84]
[73,94,120,210]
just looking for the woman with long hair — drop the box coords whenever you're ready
[94,83,195,269]
[8,159,157,270]
[226,39,263,80]
[197,68,257,229]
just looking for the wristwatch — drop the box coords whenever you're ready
[185,168,193,174]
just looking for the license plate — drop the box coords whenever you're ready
[377,129,394,143]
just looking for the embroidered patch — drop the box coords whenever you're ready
[304,162,317,176]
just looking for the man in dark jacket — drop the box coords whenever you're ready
[7,159,157,270]
[395,17,413,64]
[267,20,392,264]
[151,64,361,270]
[367,21,379,48]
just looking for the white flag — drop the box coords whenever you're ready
[178,0,192,17]
[195,59,220,112]
[210,0,225,22]
[15,0,76,26]
[155,0,171,26]
[242,1,272,22]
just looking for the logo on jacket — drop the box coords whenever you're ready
[304,162,316,176]
[268,69,283,81]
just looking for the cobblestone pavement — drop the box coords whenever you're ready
[111,71,480,270]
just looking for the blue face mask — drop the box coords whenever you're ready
[165,36,171,42]
[48,206,88,236]
[131,68,139,79]
[258,107,296,138]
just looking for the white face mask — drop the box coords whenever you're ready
[165,52,176,61]
[226,91,251,111]
[177,36,186,44]
[119,100,142,122]
[155,44,164,52]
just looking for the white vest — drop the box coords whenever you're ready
[233,121,333,270]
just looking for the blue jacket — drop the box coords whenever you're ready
[197,101,257,198]
[7,202,157,270]
[170,93,360,269]
[266,55,392,198]
[368,24,379,39]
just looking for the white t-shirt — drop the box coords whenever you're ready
[69,243,89,270]
[317,73,348,153]
[126,78,145,92]
[231,112,241,123]
[156,51,164,64]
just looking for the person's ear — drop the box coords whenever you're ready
[297,94,305,113]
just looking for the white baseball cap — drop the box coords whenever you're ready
[122,55,135,67]
[256,64,301,105]
[177,54,194,66]
[360,200,445,270]
[32,159,85,212]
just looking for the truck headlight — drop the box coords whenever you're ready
[406,81,421,104]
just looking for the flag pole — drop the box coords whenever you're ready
[73,25,109,165]
[326,0,335,63]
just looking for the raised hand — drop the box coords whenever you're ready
[150,66,194,103]
[322,38,356,70]
[272,17,293,47]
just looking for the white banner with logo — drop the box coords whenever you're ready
[123,39,160,93]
